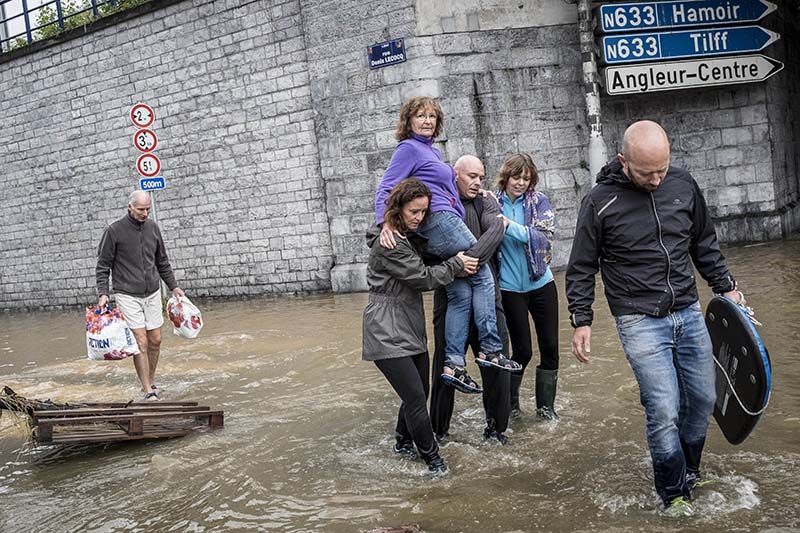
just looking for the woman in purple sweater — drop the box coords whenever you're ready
[375,96,521,394]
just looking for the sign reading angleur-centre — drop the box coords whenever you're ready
[605,54,783,94]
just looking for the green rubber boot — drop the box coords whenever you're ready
[535,367,559,421]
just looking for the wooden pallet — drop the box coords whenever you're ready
[30,401,224,445]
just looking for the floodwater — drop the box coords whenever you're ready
[1,241,799,533]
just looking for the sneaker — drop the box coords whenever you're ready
[665,496,694,516]
[536,406,560,421]
[483,427,509,445]
[392,442,418,460]
[435,432,450,444]
[425,454,448,475]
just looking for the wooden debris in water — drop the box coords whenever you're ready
[0,386,223,446]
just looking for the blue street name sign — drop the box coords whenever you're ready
[602,25,779,64]
[139,176,166,191]
[368,39,406,69]
[598,0,777,33]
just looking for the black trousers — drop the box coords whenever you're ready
[430,284,511,437]
[374,352,437,458]
[501,281,559,372]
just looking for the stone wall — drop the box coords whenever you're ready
[766,0,800,236]
[1,0,333,309]
[1,0,797,309]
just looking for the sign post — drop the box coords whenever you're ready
[129,103,166,298]
[596,0,782,94]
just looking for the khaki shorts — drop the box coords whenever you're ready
[116,291,164,330]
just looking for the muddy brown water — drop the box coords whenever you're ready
[1,241,799,532]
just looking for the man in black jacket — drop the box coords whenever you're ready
[566,121,744,512]
[430,155,511,444]
[96,190,184,400]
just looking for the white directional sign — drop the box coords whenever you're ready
[136,153,161,178]
[129,103,155,128]
[133,129,157,153]
[605,54,783,95]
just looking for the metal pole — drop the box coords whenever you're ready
[578,0,608,189]
[149,191,168,300]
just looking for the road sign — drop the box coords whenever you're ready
[136,153,161,178]
[602,25,779,64]
[368,39,406,69]
[133,129,157,153]
[130,103,155,128]
[604,54,783,95]
[598,0,777,33]
[139,176,166,191]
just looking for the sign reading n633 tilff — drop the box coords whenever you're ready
[605,54,783,95]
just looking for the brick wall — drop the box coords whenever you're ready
[767,0,800,236]
[1,0,798,309]
[1,0,333,309]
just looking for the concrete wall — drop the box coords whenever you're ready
[766,1,800,236]
[1,0,797,309]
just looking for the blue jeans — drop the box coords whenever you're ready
[615,301,715,505]
[417,211,503,367]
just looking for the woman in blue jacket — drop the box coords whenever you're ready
[495,153,560,420]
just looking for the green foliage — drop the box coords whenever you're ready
[9,0,148,49]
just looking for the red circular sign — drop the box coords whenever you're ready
[133,129,158,153]
[130,103,155,128]
[136,153,161,178]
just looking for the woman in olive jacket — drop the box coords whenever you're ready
[363,178,477,474]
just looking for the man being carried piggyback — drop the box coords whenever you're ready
[96,190,184,401]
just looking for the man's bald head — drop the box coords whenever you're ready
[128,190,152,222]
[620,120,671,192]
[453,155,485,199]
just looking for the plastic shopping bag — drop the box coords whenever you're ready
[166,295,204,338]
[85,306,140,361]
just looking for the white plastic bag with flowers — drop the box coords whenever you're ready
[166,295,204,338]
[85,305,140,360]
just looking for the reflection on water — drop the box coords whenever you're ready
[1,241,799,532]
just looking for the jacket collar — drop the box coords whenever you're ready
[126,211,145,228]
[410,132,434,145]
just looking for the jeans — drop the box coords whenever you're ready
[615,301,716,505]
[374,352,437,458]
[417,211,503,366]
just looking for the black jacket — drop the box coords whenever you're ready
[566,157,735,327]
[96,213,178,298]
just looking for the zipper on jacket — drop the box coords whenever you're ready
[650,193,675,312]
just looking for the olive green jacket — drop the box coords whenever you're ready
[362,227,463,361]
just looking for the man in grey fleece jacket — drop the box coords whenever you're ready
[96,190,184,400]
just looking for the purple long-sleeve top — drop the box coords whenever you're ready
[374,133,465,225]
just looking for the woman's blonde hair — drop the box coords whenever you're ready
[395,96,444,141]
[495,153,539,192]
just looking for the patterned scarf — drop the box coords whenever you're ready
[498,189,555,281]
